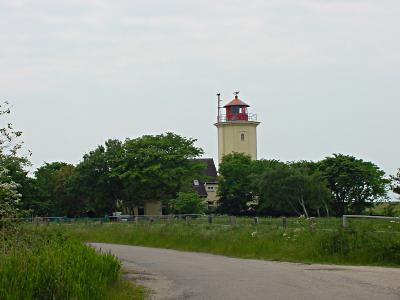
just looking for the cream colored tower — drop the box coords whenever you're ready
[214,93,260,164]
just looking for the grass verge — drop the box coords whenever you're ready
[54,219,400,267]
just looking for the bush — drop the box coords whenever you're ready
[170,192,205,214]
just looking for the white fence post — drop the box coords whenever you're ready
[282,217,287,229]
[342,215,400,228]
[342,215,348,228]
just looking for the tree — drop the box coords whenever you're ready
[67,133,204,216]
[170,192,205,214]
[54,164,79,216]
[217,153,255,215]
[289,161,332,216]
[392,169,400,198]
[69,139,125,215]
[118,133,204,210]
[31,162,71,215]
[318,154,390,216]
[0,155,34,213]
[0,102,30,219]
[258,165,330,217]
[32,162,80,216]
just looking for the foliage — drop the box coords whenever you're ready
[119,133,204,209]
[217,153,255,215]
[217,154,329,216]
[217,153,390,217]
[0,176,21,219]
[0,102,30,219]
[0,227,129,300]
[28,133,205,216]
[392,169,400,198]
[69,139,125,216]
[318,154,390,216]
[30,162,77,216]
[258,166,331,217]
[170,192,205,214]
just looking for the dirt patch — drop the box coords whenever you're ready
[121,259,184,300]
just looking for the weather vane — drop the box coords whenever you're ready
[234,91,240,96]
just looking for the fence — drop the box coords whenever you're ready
[3,215,400,233]
[4,215,302,228]
[342,215,400,227]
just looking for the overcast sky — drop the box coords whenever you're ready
[1,0,399,177]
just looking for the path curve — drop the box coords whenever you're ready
[91,243,400,300]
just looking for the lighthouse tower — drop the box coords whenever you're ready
[215,92,260,164]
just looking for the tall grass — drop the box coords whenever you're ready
[0,226,145,300]
[58,218,400,267]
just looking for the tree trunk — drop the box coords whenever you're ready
[324,203,330,217]
[322,200,330,217]
[299,197,309,218]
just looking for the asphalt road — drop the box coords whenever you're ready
[91,243,400,300]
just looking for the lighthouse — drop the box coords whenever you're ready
[214,92,260,164]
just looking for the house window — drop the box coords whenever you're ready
[241,133,245,141]
[138,207,145,216]
[162,206,168,215]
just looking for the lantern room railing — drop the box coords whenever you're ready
[217,113,257,122]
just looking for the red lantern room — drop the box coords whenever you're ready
[224,92,249,121]
[216,92,257,123]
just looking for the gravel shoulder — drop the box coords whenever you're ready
[91,243,400,300]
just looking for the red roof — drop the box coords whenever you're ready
[223,96,250,107]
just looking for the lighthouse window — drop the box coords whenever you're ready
[231,106,240,114]
[241,133,245,141]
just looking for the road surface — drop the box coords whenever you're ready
[91,243,400,300]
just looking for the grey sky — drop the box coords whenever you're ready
[1,0,399,177]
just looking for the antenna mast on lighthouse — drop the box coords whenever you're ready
[217,93,222,122]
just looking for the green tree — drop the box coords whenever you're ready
[69,139,125,215]
[289,161,332,216]
[318,154,390,216]
[170,192,205,214]
[0,102,30,219]
[54,164,79,216]
[392,169,400,198]
[118,133,204,210]
[258,166,330,217]
[32,162,72,215]
[0,155,35,214]
[217,154,285,215]
[250,159,286,197]
[67,133,204,216]
[217,153,254,215]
